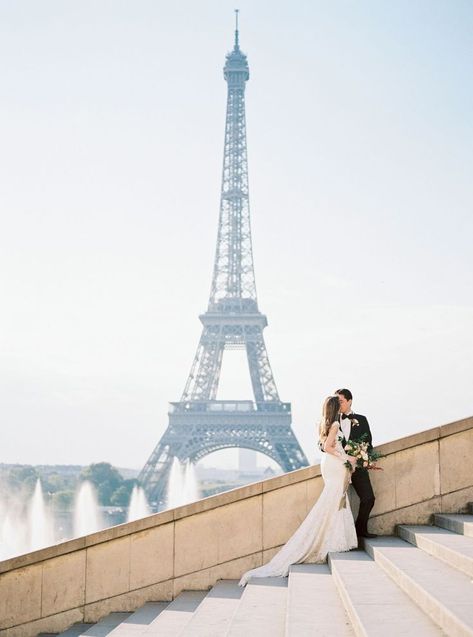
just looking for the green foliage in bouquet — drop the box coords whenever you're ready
[343,433,383,471]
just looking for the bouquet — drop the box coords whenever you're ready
[344,434,383,471]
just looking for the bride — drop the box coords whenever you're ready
[239,395,358,586]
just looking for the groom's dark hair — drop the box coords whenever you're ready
[335,388,353,401]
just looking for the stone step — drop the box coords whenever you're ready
[226,577,288,637]
[81,613,132,637]
[106,602,169,636]
[364,537,473,636]
[286,564,354,637]
[328,551,442,636]
[140,591,206,635]
[57,624,94,637]
[434,513,473,538]
[180,580,243,636]
[398,525,473,578]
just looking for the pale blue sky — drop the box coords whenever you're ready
[1,1,472,469]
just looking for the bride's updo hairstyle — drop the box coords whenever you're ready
[319,395,340,446]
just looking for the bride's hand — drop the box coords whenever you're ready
[347,456,357,470]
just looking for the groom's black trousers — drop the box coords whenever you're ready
[351,469,375,534]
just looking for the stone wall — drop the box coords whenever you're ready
[1,416,472,636]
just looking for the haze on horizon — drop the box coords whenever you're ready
[1,1,472,470]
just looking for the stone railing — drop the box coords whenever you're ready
[1,416,472,636]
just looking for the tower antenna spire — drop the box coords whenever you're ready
[234,9,239,48]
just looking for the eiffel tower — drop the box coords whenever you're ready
[139,14,308,505]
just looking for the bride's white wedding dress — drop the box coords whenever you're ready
[239,427,357,586]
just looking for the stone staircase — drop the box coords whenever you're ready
[40,504,473,637]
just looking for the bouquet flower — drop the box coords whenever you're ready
[344,434,383,471]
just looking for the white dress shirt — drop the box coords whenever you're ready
[340,411,353,442]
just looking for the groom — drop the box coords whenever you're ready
[335,388,377,539]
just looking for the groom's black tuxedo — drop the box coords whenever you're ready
[341,413,376,536]
[341,413,372,451]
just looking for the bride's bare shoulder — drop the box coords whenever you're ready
[327,422,339,436]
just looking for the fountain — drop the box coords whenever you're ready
[127,486,150,522]
[1,512,27,560]
[73,481,103,537]
[29,479,54,551]
[184,462,200,504]
[0,464,198,560]
[166,458,200,509]
[0,480,53,559]
[166,458,184,509]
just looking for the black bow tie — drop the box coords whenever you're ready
[342,413,354,420]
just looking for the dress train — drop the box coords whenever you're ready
[239,446,357,586]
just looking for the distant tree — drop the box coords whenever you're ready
[7,466,38,494]
[110,479,137,506]
[123,478,138,493]
[110,485,130,506]
[41,472,69,495]
[51,490,75,510]
[79,462,124,505]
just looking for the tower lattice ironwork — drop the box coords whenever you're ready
[139,15,308,505]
